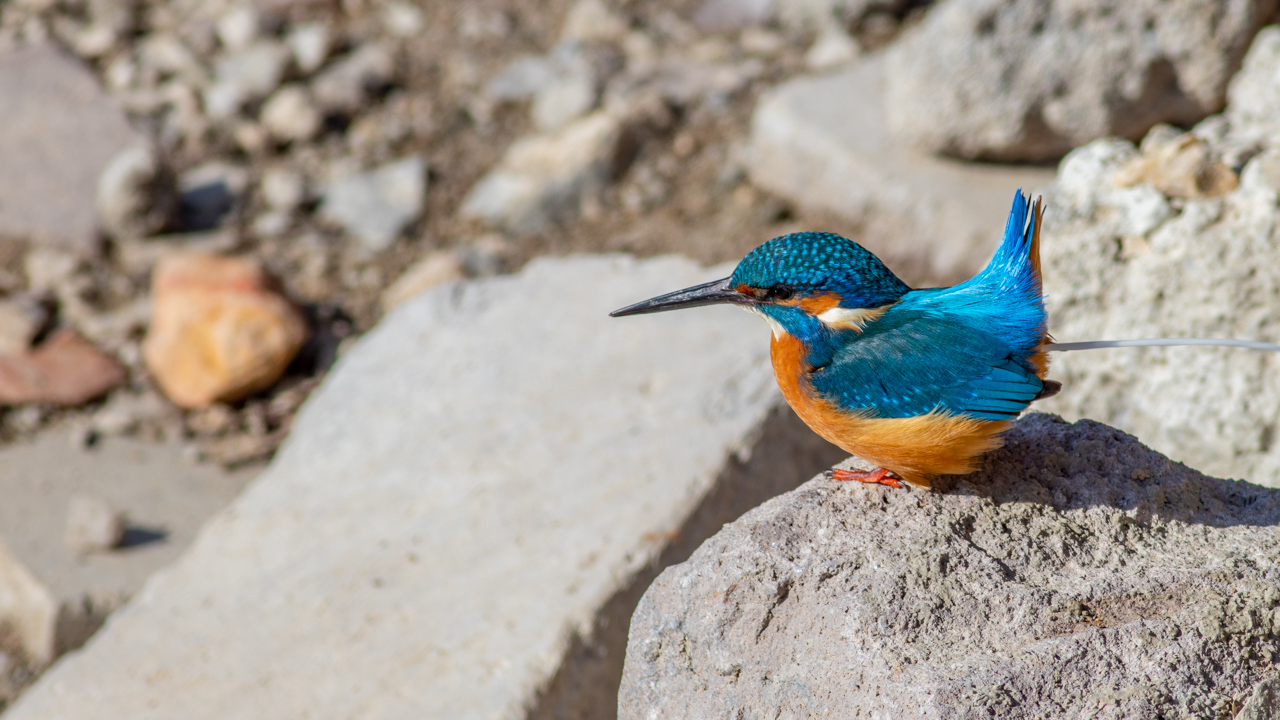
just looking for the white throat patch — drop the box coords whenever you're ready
[815,306,888,332]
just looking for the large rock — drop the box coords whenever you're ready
[620,414,1280,718]
[4,256,844,720]
[884,0,1276,162]
[0,45,148,250]
[1036,131,1280,487]
[747,57,1056,280]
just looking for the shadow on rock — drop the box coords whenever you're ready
[934,413,1280,529]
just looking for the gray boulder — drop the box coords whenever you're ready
[620,414,1280,718]
[885,0,1277,162]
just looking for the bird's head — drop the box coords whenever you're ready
[611,232,910,341]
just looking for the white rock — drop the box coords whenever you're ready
[259,85,322,142]
[485,55,559,102]
[747,57,1056,280]
[560,0,629,43]
[215,5,260,51]
[0,539,56,665]
[532,65,598,130]
[260,166,307,211]
[95,144,177,241]
[64,495,125,554]
[803,27,858,71]
[380,2,424,38]
[286,22,331,75]
[310,43,395,115]
[1226,26,1280,145]
[2,255,842,719]
[462,110,626,233]
[203,40,290,120]
[319,156,426,252]
[0,296,49,356]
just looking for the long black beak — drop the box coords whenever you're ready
[610,277,749,317]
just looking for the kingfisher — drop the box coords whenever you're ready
[611,191,1058,489]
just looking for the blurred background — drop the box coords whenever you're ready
[0,0,1277,715]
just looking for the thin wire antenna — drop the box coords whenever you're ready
[1045,338,1280,352]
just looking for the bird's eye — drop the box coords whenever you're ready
[769,285,795,300]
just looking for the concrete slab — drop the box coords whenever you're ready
[3,255,844,720]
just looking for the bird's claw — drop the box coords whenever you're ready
[826,466,903,489]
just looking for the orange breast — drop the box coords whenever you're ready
[770,333,1009,486]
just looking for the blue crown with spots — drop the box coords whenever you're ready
[730,232,910,309]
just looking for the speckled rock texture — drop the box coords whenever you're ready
[619,414,1280,719]
[885,0,1277,162]
[1037,124,1280,486]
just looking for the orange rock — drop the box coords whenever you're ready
[0,330,127,405]
[143,254,309,409]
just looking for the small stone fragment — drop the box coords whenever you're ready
[143,254,309,409]
[804,27,858,70]
[0,330,127,406]
[215,5,260,51]
[462,111,626,233]
[64,495,125,554]
[560,0,629,43]
[310,44,396,115]
[381,251,464,311]
[179,162,248,231]
[380,2,424,38]
[259,85,322,142]
[286,22,331,75]
[96,145,178,241]
[260,166,307,211]
[1113,132,1239,199]
[319,156,426,253]
[0,296,50,356]
[203,40,291,120]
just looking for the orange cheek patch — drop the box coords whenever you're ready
[776,291,841,314]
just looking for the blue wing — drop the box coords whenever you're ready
[809,309,1046,421]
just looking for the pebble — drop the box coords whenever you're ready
[692,0,773,32]
[215,5,260,51]
[23,248,80,294]
[486,55,560,102]
[560,0,629,43]
[804,27,859,71]
[0,330,128,406]
[203,40,291,120]
[260,166,307,211]
[286,22,331,75]
[260,85,322,142]
[319,156,426,253]
[95,144,178,241]
[381,250,464,311]
[64,495,126,554]
[179,162,248,231]
[380,2,424,38]
[143,254,309,409]
[310,43,396,115]
[532,58,599,130]
[0,295,50,356]
[91,390,175,436]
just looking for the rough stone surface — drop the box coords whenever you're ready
[0,331,127,407]
[318,156,426,252]
[4,255,844,720]
[748,57,1056,280]
[462,111,630,234]
[143,254,309,409]
[1226,25,1280,145]
[0,45,147,250]
[0,539,56,666]
[884,0,1276,162]
[380,250,464,311]
[620,414,1280,719]
[1037,134,1280,487]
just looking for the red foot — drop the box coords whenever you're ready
[827,467,903,489]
